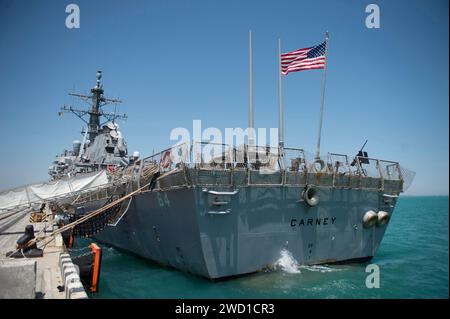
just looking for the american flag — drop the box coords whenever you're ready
[281,41,326,75]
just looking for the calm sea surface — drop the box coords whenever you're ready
[76,196,448,299]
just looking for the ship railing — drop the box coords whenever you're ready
[354,156,402,191]
[326,153,353,188]
[70,180,127,205]
[192,142,281,167]
[354,156,401,179]
[245,144,283,185]
[55,176,126,205]
[139,141,285,186]
[138,142,403,191]
[326,153,401,176]
[141,142,190,172]
[378,160,403,181]
[141,141,306,174]
[188,142,283,185]
[0,178,127,213]
[191,141,235,170]
[148,141,283,171]
[283,147,308,173]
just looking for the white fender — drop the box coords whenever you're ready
[377,211,390,226]
[363,210,378,228]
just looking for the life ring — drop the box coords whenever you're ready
[107,164,115,173]
[362,210,378,228]
[377,211,390,226]
[160,151,171,169]
[311,159,327,174]
[303,185,320,207]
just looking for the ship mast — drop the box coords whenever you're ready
[59,71,127,142]
[88,72,104,141]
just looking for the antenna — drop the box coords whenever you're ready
[113,102,117,125]
[248,30,255,146]
[59,71,127,142]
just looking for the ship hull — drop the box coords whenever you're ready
[94,181,397,280]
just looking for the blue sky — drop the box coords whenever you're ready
[0,0,448,195]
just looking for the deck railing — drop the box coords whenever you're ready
[138,141,403,190]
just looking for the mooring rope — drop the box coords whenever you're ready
[7,165,161,258]
[38,181,152,246]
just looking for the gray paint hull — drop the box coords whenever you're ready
[94,184,396,279]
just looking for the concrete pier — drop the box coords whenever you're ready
[0,206,88,299]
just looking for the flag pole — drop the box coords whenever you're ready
[278,39,284,152]
[248,30,255,147]
[315,31,330,160]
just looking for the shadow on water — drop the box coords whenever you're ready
[74,196,448,299]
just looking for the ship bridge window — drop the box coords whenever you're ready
[105,145,115,153]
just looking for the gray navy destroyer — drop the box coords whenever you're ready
[38,71,412,280]
[36,70,414,280]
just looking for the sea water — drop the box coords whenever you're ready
[76,196,448,299]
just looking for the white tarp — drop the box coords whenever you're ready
[0,171,109,212]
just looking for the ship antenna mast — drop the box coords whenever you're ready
[59,70,127,142]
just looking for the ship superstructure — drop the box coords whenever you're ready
[49,71,133,179]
